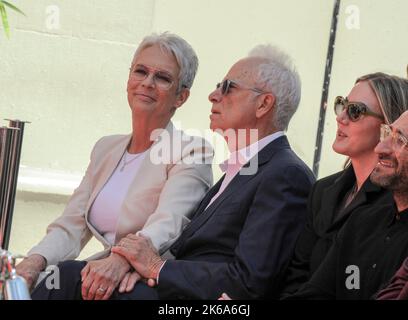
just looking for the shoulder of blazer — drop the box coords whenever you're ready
[150,125,214,166]
[308,167,354,217]
[259,137,313,174]
[312,168,351,194]
[251,135,290,166]
[176,129,214,157]
[89,134,131,163]
[245,141,315,194]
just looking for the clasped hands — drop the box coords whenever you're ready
[81,234,164,300]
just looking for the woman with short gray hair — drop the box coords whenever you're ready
[18,32,213,300]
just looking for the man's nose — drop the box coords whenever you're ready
[208,88,222,103]
[374,137,393,155]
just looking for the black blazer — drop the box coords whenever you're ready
[291,203,408,299]
[281,165,393,296]
[156,136,315,299]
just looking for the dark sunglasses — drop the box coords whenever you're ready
[334,96,384,122]
[216,79,267,96]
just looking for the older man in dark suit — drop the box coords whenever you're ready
[33,44,315,300]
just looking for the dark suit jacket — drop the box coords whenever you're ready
[280,166,393,297]
[156,136,315,299]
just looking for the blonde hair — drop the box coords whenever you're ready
[356,72,408,124]
[343,72,408,169]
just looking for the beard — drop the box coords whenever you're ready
[370,167,398,188]
[371,163,408,192]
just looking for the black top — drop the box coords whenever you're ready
[280,166,393,296]
[291,203,408,299]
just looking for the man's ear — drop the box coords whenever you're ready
[174,88,190,109]
[256,93,275,119]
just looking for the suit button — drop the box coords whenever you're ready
[385,236,391,242]
[372,263,377,269]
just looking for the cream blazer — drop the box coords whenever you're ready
[28,122,213,266]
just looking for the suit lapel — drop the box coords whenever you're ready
[191,176,225,218]
[176,136,290,243]
[169,175,224,253]
[330,174,382,228]
[314,166,355,233]
[336,188,366,220]
[81,134,132,247]
[180,172,259,239]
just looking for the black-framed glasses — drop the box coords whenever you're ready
[129,64,175,90]
[334,96,384,122]
[216,79,268,96]
[380,124,408,152]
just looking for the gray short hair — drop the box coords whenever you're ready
[248,45,301,131]
[132,32,199,93]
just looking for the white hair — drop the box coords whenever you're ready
[132,32,199,93]
[248,45,301,131]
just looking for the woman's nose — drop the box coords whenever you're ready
[336,108,349,125]
[141,73,155,88]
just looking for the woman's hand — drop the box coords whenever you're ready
[15,254,47,291]
[80,253,130,300]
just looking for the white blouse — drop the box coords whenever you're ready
[88,150,147,244]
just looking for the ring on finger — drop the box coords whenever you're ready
[97,287,107,294]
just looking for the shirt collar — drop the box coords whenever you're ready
[219,131,285,172]
[388,203,408,226]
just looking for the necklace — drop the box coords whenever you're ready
[120,152,142,172]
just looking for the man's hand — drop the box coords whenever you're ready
[118,270,141,293]
[80,253,130,300]
[15,254,46,291]
[111,234,164,280]
[218,293,232,300]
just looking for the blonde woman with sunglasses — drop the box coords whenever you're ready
[281,72,408,298]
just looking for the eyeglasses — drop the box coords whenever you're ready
[380,124,408,151]
[216,79,268,96]
[334,96,384,122]
[129,64,175,90]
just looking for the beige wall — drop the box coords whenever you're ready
[1,0,407,256]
